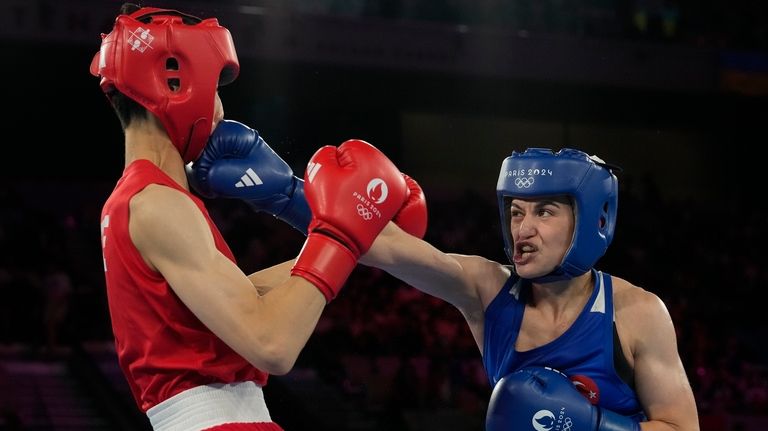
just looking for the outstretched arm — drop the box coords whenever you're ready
[362,223,510,332]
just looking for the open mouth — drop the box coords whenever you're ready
[513,242,538,263]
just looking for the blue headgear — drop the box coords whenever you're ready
[496,148,619,283]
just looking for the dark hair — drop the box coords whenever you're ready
[107,91,150,130]
[107,3,147,129]
[120,3,141,15]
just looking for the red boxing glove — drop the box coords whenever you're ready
[394,173,428,239]
[291,140,407,301]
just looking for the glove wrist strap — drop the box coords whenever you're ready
[291,233,357,302]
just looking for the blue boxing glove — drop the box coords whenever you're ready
[188,120,311,234]
[486,367,641,431]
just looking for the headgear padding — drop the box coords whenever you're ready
[496,148,619,283]
[90,7,239,163]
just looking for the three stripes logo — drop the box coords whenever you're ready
[306,162,322,183]
[235,168,263,188]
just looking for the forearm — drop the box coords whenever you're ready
[639,420,698,431]
[247,260,295,295]
[162,254,325,375]
[244,277,327,374]
[362,223,470,305]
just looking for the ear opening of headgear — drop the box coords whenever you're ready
[495,148,620,283]
[90,5,240,163]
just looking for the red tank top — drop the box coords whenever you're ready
[100,159,268,412]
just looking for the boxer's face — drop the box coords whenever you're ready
[509,196,574,279]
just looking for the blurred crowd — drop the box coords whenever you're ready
[151,0,766,50]
[279,0,767,50]
[0,173,766,428]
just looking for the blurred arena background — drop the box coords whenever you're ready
[1,0,766,429]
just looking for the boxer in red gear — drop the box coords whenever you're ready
[92,4,405,430]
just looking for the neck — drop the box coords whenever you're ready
[529,271,593,317]
[124,124,188,189]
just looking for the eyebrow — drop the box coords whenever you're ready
[537,199,562,207]
[511,199,562,208]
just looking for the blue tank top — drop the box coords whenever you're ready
[483,270,644,417]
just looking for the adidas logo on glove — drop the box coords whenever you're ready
[235,168,263,188]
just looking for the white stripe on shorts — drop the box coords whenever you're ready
[146,381,272,431]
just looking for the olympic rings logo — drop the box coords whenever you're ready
[562,417,573,431]
[357,204,373,220]
[515,177,535,188]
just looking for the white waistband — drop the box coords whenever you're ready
[146,381,272,431]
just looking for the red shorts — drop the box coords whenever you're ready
[204,423,284,431]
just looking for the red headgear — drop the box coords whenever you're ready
[90,7,240,163]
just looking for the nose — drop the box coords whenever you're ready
[516,213,536,239]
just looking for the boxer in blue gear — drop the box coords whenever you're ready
[362,147,699,430]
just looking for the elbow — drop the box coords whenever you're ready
[261,352,296,376]
[265,359,295,376]
[246,339,298,376]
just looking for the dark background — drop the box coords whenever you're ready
[1,0,767,430]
